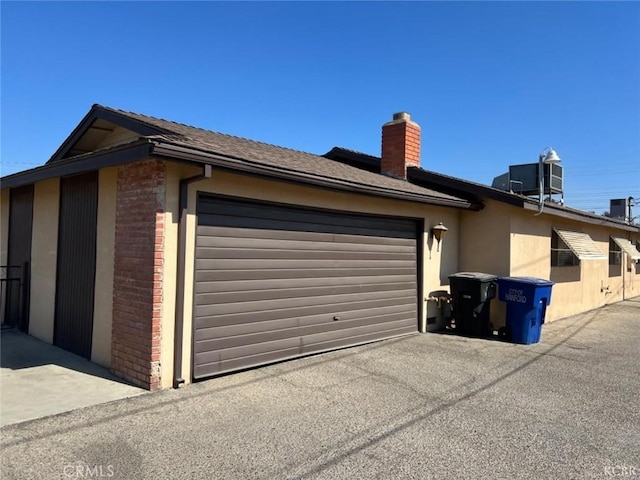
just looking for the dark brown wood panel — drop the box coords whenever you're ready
[193,196,419,380]
[54,171,99,359]
[4,185,34,331]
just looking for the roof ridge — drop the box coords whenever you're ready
[330,146,380,159]
[97,104,326,159]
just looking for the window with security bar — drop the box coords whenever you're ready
[551,231,579,267]
[609,238,622,266]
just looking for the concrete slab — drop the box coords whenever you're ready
[0,328,145,426]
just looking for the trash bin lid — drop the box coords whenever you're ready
[498,276,553,286]
[448,272,497,282]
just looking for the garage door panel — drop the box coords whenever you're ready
[196,287,417,316]
[197,281,417,304]
[198,225,417,247]
[196,258,415,272]
[195,300,416,331]
[194,347,304,379]
[196,337,303,367]
[196,274,417,294]
[196,246,416,261]
[193,196,419,380]
[301,328,416,356]
[302,318,416,347]
[195,310,415,342]
[195,295,416,326]
[198,235,417,253]
[198,201,416,237]
[195,328,417,379]
[196,317,415,370]
[195,311,417,353]
[199,214,415,239]
[195,267,414,282]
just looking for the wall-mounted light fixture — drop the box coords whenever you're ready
[535,147,562,216]
[431,222,448,252]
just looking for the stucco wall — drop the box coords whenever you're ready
[91,167,117,367]
[166,162,462,384]
[501,203,637,322]
[28,179,60,342]
[460,202,512,276]
[459,202,513,329]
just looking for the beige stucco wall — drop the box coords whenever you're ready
[91,167,117,367]
[28,179,60,342]
[486,201,638,323]
[460,202,512,276]
[165,162,462,385]
[459,202,513,328]
[1,189,9,270]
[512,208,638,320]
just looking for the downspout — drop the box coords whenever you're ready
[534,157,544,216]
[622,257,625,301]
[173,164,212,388]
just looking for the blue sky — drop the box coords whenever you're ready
[2,1,639,214]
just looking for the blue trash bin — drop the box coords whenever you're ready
[496,277,554,345]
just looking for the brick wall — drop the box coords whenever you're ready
[111,159,165,390]
[381,112,421,179]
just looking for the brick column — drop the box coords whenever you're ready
[111,159,165,391]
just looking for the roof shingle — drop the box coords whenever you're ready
[99,105,473,207]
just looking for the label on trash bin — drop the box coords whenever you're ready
[505,288,527,303]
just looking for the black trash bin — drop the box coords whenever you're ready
[448,272,497,337]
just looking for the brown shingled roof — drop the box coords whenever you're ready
[96,105,476,208]
[2,104,478,209]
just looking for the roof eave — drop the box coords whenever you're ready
[46,104,170,164]
[151,142,477,210]
[407,167,486,209]
[524,202,639,232]
[1,140,154,189]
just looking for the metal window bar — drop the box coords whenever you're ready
[1,264,24,328]
[551,248,579,267]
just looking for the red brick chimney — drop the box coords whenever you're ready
[381,112,421,179]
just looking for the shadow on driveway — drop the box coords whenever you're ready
[1,328,145,427]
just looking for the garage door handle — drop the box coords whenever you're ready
[333,316,340,321]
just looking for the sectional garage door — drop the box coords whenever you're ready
[193,196,419,380]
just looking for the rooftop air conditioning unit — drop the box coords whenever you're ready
[507,162,563,196]
[609,199,628,221]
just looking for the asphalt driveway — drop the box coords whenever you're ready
[2,298,639,479]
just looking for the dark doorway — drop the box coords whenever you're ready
[4,185,34,331]
[54,171,99,359]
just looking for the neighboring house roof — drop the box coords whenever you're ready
[325,147,640,233]
[1,105,477,210]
